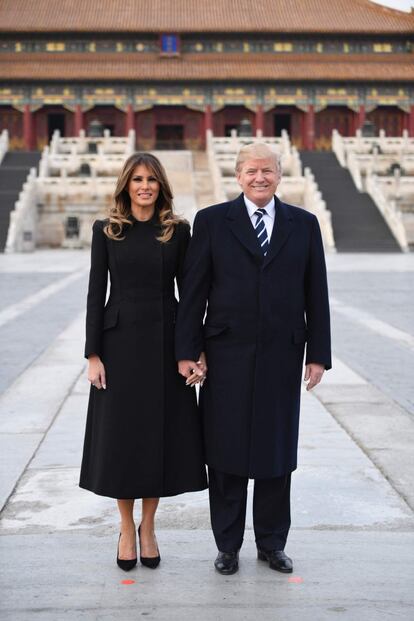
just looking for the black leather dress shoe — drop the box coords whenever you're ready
[214,551,239,575]
[257,549,293,573]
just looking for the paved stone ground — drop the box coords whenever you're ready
[0,250,413,620]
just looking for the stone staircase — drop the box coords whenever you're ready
[301,151,400,252]
[0,151,41,251]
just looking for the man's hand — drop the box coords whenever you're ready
[88,354,107,390]
[197,351,208,381]
[304,363,325,391]
[178,358,205,387]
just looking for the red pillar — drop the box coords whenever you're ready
[23,104,34,150]
[74,104,84,135]
[305,105,315,150]
[255,104,264,135]
[204,104,213,134]
[126,104,135,135]
[357,104,366,131]
[408,105,414,137]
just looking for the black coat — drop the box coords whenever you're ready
[80,215,207,499]
[175,194,331,479]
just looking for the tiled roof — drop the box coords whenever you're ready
[1,0,413,33]
[2,53,413,82]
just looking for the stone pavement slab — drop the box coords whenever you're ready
[326,254,414,415]
[1,531,413,621]
[0,313,86,510]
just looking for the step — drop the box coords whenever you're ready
[0,169,30,191]
[2,151,41,167]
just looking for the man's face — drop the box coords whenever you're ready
[236,157,280,207]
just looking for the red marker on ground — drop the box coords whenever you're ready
[121,579,136,585]
[288,576,303,584]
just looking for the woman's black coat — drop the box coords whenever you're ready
[80,216,207,499]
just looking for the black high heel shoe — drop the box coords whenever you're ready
[138,525,161,569]
[117,533,137,571]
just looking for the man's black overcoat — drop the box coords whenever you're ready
[175,194,331,479]
[80,216,207,499]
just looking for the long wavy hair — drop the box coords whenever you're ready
[104,152,184,243]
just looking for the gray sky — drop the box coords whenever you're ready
[371,0,412,10]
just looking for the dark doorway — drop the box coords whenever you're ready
[156,125,184,149]
[48,113,65,141]
[102,123,115,135]
[274,114,291,136]
[224,124,239,137]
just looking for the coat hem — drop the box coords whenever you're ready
[79,480,208,500]
[206,459,297,479]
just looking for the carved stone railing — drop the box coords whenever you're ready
[331,129,346,167]
[38,128,137,179]
[366,174,411,252]
[5,167,38,252]
[206,130,228,203]
[332,129,414,163]
[0,129,9,164]
[208,129,301,177]
[346,150,364,191]
[302,167,336,252]
[48,129,136,156]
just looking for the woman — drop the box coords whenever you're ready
[79,152,207,571]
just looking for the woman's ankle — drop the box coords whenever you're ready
[120,521,136,533]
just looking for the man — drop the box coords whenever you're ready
[176,143,331,575]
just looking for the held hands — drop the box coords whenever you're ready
[178,352,208,387]
[304,363,325,391]
[88,354,107,390]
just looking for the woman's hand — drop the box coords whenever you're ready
[88,354,107,390]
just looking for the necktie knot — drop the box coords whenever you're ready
[255,208,266,220]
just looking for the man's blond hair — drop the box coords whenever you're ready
[235,143,282,175]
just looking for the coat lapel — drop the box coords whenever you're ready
[263,197,294,267]
[225,194,262,260]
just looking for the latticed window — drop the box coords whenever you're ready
[46,42,65,52]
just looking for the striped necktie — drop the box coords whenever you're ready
[254,208,269,256]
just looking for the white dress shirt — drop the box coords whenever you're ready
[244,196,276,240]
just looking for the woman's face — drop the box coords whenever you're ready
[127,164,160,211]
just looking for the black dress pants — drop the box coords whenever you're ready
[208,466,291,553]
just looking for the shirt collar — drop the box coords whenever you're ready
[244,195,275,220]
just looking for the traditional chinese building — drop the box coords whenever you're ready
[0,0,413,151]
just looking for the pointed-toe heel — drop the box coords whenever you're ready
[138,525,161,569]
[117,533,137,571]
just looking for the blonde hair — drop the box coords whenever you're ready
[104,152,185,243]
[235,143,282,175]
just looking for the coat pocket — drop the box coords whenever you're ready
[103,306,119,330]
[204,324,229,338]
[292,328,307,344]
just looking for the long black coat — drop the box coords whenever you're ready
[80,215,207,499]
[175,194,331,479]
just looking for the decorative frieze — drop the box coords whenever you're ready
[1,36,411,55]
